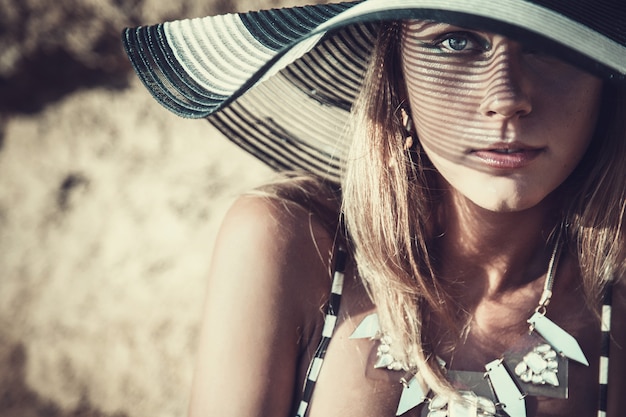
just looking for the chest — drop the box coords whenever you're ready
[298,277,625,417]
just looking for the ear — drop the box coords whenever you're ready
[400,105,415,151]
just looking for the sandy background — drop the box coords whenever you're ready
[0,1,321,416]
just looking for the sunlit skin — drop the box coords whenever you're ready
[402,21,604,212]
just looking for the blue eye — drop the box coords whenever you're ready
[443,36,469,51]
[436,32,488,53]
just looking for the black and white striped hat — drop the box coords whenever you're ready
[122,0,626,181]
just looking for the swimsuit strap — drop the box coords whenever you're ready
[597,281,614,417]
[295,246,347,417]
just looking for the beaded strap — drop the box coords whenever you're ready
[295,246,347,417]
[597,282,613,417]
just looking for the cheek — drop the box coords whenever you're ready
[570,81,603,137]
[530,57,603,122]
[402,44,479,135]
[402,55,500,158]
[404,74,478,159]
[541,75,603,157]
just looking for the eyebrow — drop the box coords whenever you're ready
[405,21,478,37]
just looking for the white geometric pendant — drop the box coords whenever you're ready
[397,375,428,416]
[420,371,500,417]
[503,330,569,399]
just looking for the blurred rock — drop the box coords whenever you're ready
[1,0,134,113]
[0,77,275,416]
[0,0,319,114]
[0,0,337,416]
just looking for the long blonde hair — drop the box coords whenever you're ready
[341,20,626,393]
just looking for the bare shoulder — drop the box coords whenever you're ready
[209,193,340,339]
[189,194,339,417]
[214,194,338,296]
[219,193,337,261]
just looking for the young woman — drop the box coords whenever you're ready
[123,1,625,416]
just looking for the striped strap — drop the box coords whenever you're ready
[295,246,347,417]
[597,283,613,417]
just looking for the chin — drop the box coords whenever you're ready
[468,194,545,213]
[441,171,557,214]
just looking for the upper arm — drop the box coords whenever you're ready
[188,195,335,417]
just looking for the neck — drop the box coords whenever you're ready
[435,187,561,298]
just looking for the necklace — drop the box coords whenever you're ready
[350,239,590,417]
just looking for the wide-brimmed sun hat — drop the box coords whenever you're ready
[122,0,626,182]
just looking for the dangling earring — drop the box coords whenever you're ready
[400,106,415,151]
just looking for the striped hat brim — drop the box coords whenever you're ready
[122,0,626,181]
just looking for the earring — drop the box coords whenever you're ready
[400,106,415,151]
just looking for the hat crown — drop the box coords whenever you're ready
[531,0,626,44]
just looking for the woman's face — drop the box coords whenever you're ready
[401,21,604,212]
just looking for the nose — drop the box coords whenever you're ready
[479,44,532,119]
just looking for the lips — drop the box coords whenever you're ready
[471,143,544,169]
[489,148,526,154]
